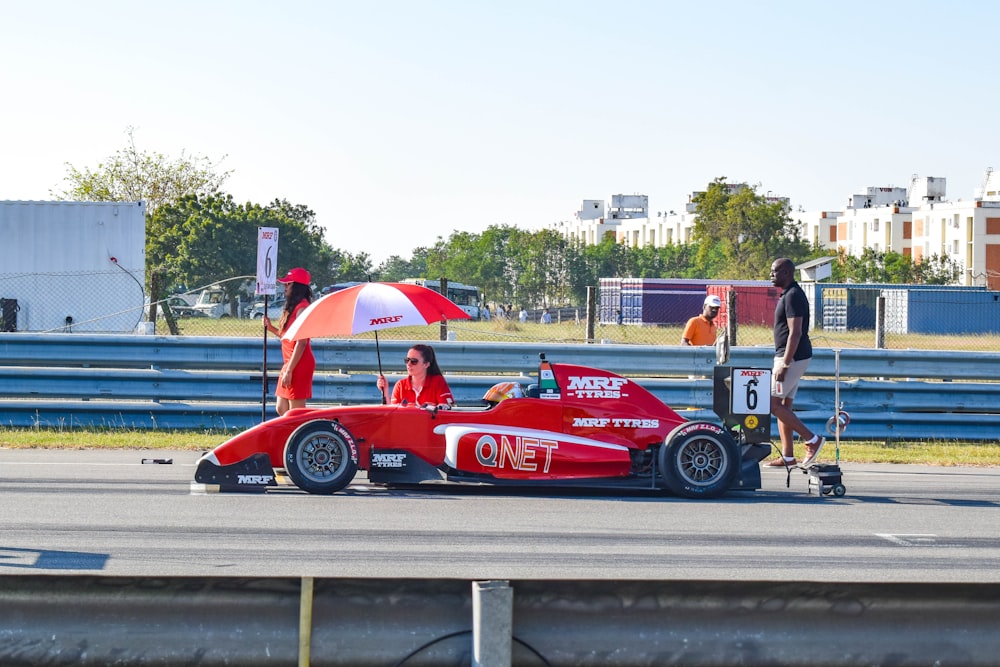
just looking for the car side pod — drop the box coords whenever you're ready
[192,452,277,493]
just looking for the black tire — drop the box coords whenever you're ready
[659,422,739,499]
[833,484,847,497]
[283,420,359,494]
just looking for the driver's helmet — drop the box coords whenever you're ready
[482,381,524,407]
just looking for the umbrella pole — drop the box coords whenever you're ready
[261,294,269,423]
[375,330,386,404]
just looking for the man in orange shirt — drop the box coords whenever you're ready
[681,295,721,346]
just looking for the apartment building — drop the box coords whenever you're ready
[550,169,1000,287]
[910,171,1000,288]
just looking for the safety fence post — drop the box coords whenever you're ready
[472,580,512,667]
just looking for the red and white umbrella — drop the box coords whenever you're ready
[283,282,470,341]
[282,282,471,384]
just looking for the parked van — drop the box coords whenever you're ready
[192,286,235,319]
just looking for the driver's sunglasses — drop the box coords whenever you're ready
[404,357,423,365]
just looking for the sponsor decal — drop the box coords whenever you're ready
[369,315,404,326]
[566,375,629,399]
[475,434,558,473]
[327,421,359,461]
[371,452,407,468]
[572,417,660,428]
[675,422,724,437]
[744,415,759,429]
[237,474,274,485]
[736,369,767,378]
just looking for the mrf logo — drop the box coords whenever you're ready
[237,474,274,485]
[566,376,629,398]
[573,417,660,428]
[475,434,558,473]
[370,315,404,326]
[372,453,406,468]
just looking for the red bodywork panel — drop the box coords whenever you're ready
[204,362,689,482]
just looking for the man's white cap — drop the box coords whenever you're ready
[704,295,722,307]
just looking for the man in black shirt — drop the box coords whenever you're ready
[766,257,825,467]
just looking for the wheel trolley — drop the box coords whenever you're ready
[804,348,848,497]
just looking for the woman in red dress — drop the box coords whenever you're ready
[264,267,315,416]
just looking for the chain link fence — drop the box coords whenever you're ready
[3,272,998,352]
[1,270,146,334]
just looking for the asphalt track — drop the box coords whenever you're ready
[2,449,999,581]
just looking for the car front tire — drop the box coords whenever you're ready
[283,421,359,494]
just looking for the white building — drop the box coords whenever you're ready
[551,194,649,247]
[550,169,1000,289]
[789,210,842,250]
[910,172,1000,288]
[550,199,620,246]
[827,173,1000,288]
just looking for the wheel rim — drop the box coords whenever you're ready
[296,431,350,484]
[673,436,728,486]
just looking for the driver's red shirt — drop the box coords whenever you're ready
[391,374,454,407]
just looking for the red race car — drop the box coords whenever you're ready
[194,355,771,499]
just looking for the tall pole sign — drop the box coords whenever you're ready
[256,227,279,296]
[257,227,279,421]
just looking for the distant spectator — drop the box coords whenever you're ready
[681,295,721,346]
[519,308,528,323]
[616,309,623,325]
[540,309,552,324]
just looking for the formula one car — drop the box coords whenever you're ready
[195,355,771,499]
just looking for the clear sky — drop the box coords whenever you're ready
[2,0,997,264]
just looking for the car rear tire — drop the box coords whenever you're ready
[659,422,739,499]
[283,421,358,494]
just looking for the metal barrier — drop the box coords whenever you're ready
[2,333,999,440]
[2,576,999,666]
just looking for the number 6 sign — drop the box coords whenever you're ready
[731,368,771,415]
[256,227,279,295]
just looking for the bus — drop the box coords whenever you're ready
[401,279,482,320]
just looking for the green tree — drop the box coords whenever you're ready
[54,127,231,215]
[475,226,526,307]
[837,247,962,285]
[148,195,353,317]
[692,177,810,279]
[56,128,235,330]
[376,248,429,282]
[913,253,963,284]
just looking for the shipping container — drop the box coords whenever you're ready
[706,283,779,329]
[816,283,987,332]
[600,278,773,327]
[599,277,622,324]
[620,278,709,326]
[883,288,1000,335]
[820,287,879,330]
